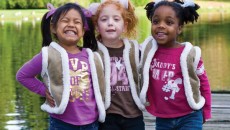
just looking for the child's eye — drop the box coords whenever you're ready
[61,19,68,23]
[152,19,159,25]
[166,21,174,25]
[114,18,120,22]
[114,17,120,21]
[100,17,107,22]
[74,21,82,24]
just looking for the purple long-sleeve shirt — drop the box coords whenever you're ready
[16,49,99,125]
[16,52,46,96]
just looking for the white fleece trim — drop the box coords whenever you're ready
[98,41,111,110]
[140,38,158,105]
[123,39,145,110]
[193,46,201,70]
[41,47,48,77]
[180,42,205,110]
[41,42,70,114]
[86,49,106,122]
[140,36,154,66]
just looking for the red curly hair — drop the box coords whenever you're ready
[92,0,138,39]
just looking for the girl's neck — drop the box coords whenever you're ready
[158,41,182,48]
[60,43,80,54]
[101,38,124,48]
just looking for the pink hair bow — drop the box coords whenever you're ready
[46,3,56,19]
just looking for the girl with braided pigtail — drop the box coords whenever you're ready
[140,0,211,129]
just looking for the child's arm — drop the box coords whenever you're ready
[196,58,212,122]
[16,52,46,97]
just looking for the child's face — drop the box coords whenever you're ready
[97,4,126,42]
[52,9,85,46]
[151,6,182,47]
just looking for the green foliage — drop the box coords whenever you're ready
[1,0,230,9]
[131,0,149,7]
[7,0,16,9]
[28,0,46,9]
[0,0,147,9]
[0,0,7,9]
[15,0,28,9]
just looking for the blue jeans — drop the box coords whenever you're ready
[99,114,145,130]
[155,109,203,130]
[49,116,98,130]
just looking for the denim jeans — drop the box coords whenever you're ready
[155,109,203,130]
[49,116,99,130]
[99,114,145,130]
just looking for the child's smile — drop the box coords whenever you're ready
[53,9,85,46]
[151,5,182,48]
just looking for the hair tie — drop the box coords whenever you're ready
[81,8,92,18]
[74,2,92,18]
[181,0,195,8]
[74,2,92,31]
[46,3,56,19]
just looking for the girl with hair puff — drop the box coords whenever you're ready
[140,0,211,129]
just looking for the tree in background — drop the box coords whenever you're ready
[0,0,7,9]
[132,0,149,7]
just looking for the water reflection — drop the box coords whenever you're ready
[0,12,229,129]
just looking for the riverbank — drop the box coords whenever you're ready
[1,1,230,22]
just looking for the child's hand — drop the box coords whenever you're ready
[45,89,55,107]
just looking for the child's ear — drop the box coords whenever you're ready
[177,25,183,35]
[95,25,99,33]
[50,23,56,34]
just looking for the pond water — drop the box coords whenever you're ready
[0,12,230,129]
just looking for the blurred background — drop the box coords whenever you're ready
[0,0,230,129]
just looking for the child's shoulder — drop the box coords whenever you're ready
[140,36,157,51]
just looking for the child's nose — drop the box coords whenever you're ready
[108,19,113,26]
[68,21,75,27]
[158,22,165,28]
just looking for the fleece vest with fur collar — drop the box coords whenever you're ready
[97,39,145,111]
[140,36,205,110]
[40,42,106,122]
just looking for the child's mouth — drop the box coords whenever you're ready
[65,30,77,36]
[156,32,166,39]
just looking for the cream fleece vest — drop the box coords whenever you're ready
[140,36,205,110]
[97,39,145,111]
[40,42,106,122]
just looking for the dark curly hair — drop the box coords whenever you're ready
[145,0,200,26]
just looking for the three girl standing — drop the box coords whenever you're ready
[16,0,212,130]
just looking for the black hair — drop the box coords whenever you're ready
[145,0,200,26]
[41,3,97,51]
